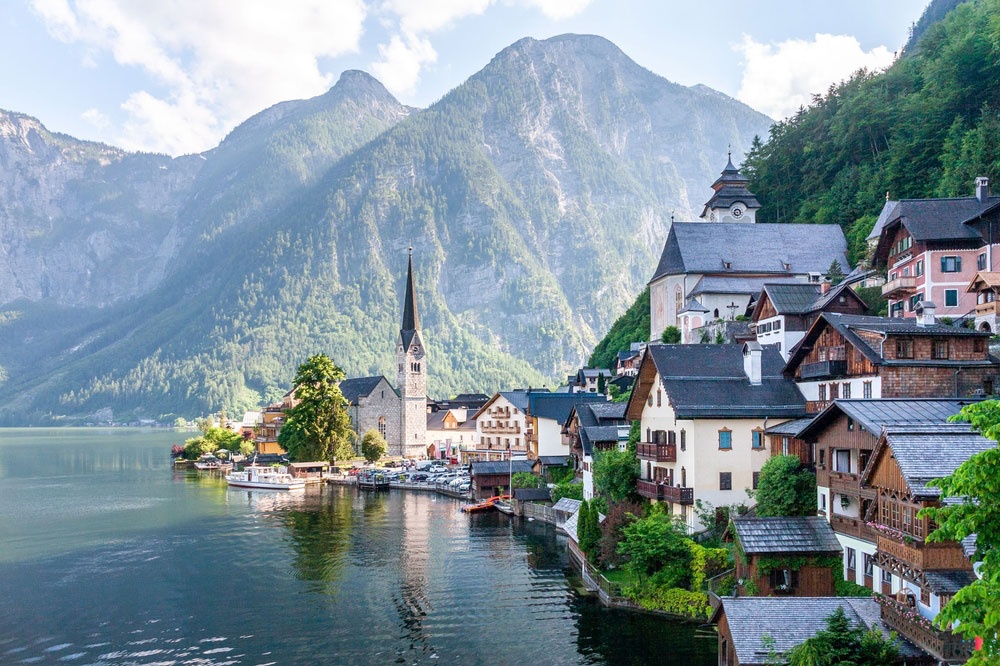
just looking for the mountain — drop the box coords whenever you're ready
[0,34,772,424]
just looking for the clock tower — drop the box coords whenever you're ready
[699,152,761,223]
[396,249,427,458]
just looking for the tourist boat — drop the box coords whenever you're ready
[226,465,305,490]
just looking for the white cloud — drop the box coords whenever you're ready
[520,0,593,20]
[81,107,109,129]
[371,32,438,97]
[734,33,895,120]
[380,0,492,34]
[31,0,367,155]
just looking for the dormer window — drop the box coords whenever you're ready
[723,260,732,270]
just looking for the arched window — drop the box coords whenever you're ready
[378,416,386,439]
[675,286,683,318]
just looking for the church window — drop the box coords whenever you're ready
[378,416,386,439]
[675,286,683,318]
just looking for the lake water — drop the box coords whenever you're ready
[0,429,717,665]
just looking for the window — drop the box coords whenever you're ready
[819,448,826,468]
[820,493,826,511]
[932,339,949,360]
[720,472,732,490]
[846,547,857,572]
[818,384,827,401]
[921,587,931,606]
[769,568,798,592]
[842,382,851,399]
[909,292,923,311]
[774,320,782,331]
[890,301,904,318]
[941,256,962,273]
[847,417,854,431]
[980,253,988,270]
[882,569,893,584]
[680,429,686,451]
[378,416,387,438]
[945,289,958,307]
[719,429,732,450]
[975,338,986,353]
[864,553,874,577]
[829,382,839,400]
[896,339,914,359]
[752,430,764,449]
[656,388,661,407]
[835,449,851,473]
[915,259,924,276]
[752,471,760,490]
[781,436,790,456]
[863,381,873,399]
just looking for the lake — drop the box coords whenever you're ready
[0,429,717,665]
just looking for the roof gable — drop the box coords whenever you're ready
[732,516,842,555]
[797,398,978,442]
[339,376,394,405]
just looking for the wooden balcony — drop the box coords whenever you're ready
[636,479,662,500]
[800,359,848,380]
[661,484,694,505]
[481,424,521,434]
[881,275,917,297]
[975,301,1000,316]
[877,535,971,571]
[829,472,876,500]
[877,595,971,663]
[637,442,677,462]
[830,513,878,543]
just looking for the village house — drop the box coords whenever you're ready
[254,388,296,454]
[966,270,1000,333]
[614,343,645,377]
[466,391,531,463]
[783,310,997,414]
[566,367,614,394]
[794,398,977,598]
[526,391,607,459]
[858,422,989,664]
[713,597,930,666]
[563,401,629,500]
[626,342,807,533]
[469,459,535,500]
[425,406,476,462]
[750,281,868,360]
[729,516,843,598]
[871,177,1000,320]
[648,157,849,342]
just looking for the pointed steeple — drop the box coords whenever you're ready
[401,248,420,349]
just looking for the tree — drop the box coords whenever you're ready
[786,607,898,666]
[182,424,245,459]
[511,471,543,489]
[593,448,638,503]
[617,505,692,586]
[360,429,387,464]
[578,499,601,561]
[754,455,817,517]
[917,399,1000,663]
[278,354,354,463]
[661,326,681,343]
[597,373,607,395]
[173,417,187,428]
[826,260,846,285]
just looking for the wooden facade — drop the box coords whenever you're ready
[736,556,837,598]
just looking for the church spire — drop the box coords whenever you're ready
[399,247,420,346]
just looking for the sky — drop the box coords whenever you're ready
[1,0,930,157]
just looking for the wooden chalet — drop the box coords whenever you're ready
[751,281,867,360]
[967,270,1000,333]
[763,416,813,468]
[563,401,628,499]
[713,597,931,666]
[795,399,976,591]
[858,423,991,663]
[469,459,534,499]
[783,311,997,414]
[730,516,842,597]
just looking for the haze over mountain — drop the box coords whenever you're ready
[0,34,772,424]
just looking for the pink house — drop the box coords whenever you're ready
[872,177,1000,320]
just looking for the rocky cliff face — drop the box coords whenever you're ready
[0,35,773,424]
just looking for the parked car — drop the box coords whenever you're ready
[458,482,471,492]
[410,473,428,482]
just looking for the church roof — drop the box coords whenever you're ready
[690,276,799,298]
[339,376,394,405]
[400,250,421,350]
[650,223,848,283]
[701,156,761,216]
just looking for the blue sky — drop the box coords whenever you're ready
[1,0,928,156]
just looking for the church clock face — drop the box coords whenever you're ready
[731,205,744,219]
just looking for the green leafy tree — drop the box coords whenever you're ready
[786,607,898,666]
[360,429,387,464]
[578,499,602,561]
[593,448,638,503]
[550,478,583,502]
[917,399,1000,663]
[661,326,681,344]
[511,471,543,489]
[754,455,817,517]
[173,417,187,428]
[278,354,354,463]
[182,425,245,459]
[618,505,692,586]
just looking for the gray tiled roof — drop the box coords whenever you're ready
[870,196,999,244]
[732,517,842,555]
[764,417,815,437]
[529,392,605,423]
[923,569,977,595]
[470,460,535,476]
[536,456,570,466]
[690,276,799,298]
[646,344,806,418]
[339,376,393,405]
[512,487,552,502]
[756,281,861,318]
[882,423,995,498]
[650,223,848,282]
[797,398,977,441]
[718,597,925,665]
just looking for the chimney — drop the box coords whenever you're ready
[976,177,990,204]
[743,342,763,385]
[915,301,937,327]
[820,280,831,295]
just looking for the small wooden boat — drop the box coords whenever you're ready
[461,494,510,513]
[494,500,515,515]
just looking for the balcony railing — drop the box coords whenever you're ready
[830,513,878,543]
[800,359,848,380]
[636,479,662,500]
[829,472,876,500]
[876,534,971,571]
[877,595,971,663]
[637,442,677,462]
[975,301,1000,316]
[881,276,917,297]
[662,484,694,504]
[481,425,521,434]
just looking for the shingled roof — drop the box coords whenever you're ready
[629,343,806,419]
[732,516,842,555]
[528,392,605,423]
[863,423,996,499]
[715,597,925,665]
[470,460,535,476]
[870,195,1000,264]
[650,223,848,283]
[339,376,394,405]
[797,398,979,441]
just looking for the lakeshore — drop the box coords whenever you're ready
[0,429,717,665]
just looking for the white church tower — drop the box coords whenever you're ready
[396,249,427,458]
[699,151,761,223]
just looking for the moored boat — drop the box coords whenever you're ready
[226,465,305,490]
[494,499,515,515]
